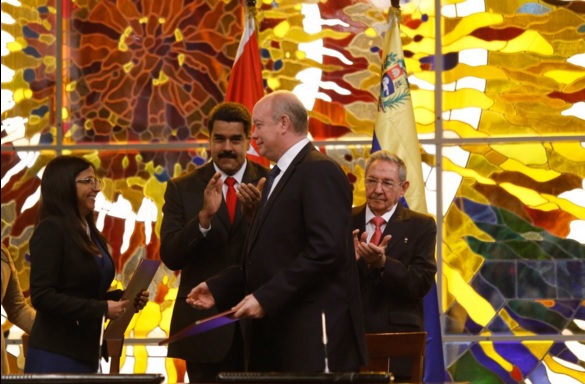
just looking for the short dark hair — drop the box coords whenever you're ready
[207,102,252,136]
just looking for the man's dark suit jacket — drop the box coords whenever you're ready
[28,216,122,369]
[352,203,437,333]
[160,161,268,363]
[209,142,367,372]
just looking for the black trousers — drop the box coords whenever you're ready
[186,328,244,383]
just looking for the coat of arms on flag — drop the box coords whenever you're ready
[379,52,410,111]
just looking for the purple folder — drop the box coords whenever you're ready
[159,309,238,345]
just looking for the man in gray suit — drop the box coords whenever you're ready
[160,102,269,382]
[187,90,367,372]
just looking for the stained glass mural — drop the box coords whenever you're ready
[2,0,584,382]
[441,141,584,383]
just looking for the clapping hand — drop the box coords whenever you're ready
[237,178,266,220]
[353,229,391,268]
[199,172,223,228]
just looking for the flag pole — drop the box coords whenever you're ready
[224,0,268,166]
[247,0,259,39]
[388,1,445,380]
[247,0,257,13]
[374,1,447,381]
[389,1,402,40]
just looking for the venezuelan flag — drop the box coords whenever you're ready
[372,5,446,382]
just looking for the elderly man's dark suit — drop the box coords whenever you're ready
[352,203,437,333]
[160,161,268,370]
[352,202,436,381]
[208,142,367,372]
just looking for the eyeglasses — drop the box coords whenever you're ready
[76,177,103,189]
[365,177,402,191]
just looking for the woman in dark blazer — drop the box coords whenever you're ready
[24,155,147,374]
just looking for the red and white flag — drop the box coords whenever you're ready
[225,2,268,166]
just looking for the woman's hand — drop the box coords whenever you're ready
[107,299,129,320]
[133,289,150,312]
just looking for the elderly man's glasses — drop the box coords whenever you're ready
[365,177,402,191]
[76,177,103,188]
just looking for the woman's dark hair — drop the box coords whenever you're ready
[38,155,104,255]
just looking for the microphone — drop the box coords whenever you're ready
[322,311,330,373]
[97,314,105,373]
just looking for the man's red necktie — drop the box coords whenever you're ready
[225,177,237,224]
[369,216,386,245]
